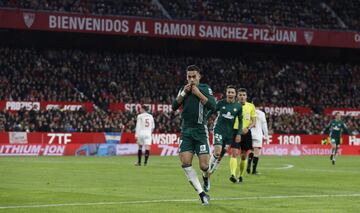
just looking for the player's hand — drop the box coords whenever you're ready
[242,127,248,135]
[184,83,192,93]
[191,85,202,96]
[235,135,241,143]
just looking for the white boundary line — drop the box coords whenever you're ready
[0,194,359,209]
[275,164,294,169]
[259,164,295,170]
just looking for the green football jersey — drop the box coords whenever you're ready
[324,120,349,138]
[211,99,242,136]
[172,83,216,129]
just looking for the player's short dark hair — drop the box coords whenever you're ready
[252,98,259,106]
[226,85,236,91]
[141,105,148,111]
[186,65,201,73]
[237,88,247,94]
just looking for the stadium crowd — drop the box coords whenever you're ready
[0,47,359,134]
[1,109,358,135]
[326,0,360,31]
[0,109,181,133]
[159,0,342,29]
[0,0,165,18]
[1,47,359,109]
[1,0,360,30]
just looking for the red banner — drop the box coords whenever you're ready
[0,101,93,112]
[1,132,359,146]
[1,8,360,48]
[109,103,173,113]
[323,108,360,117]
[0,132,108,144]
[121,133,359,145]
[1,144,359,156]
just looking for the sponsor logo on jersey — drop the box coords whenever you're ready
[222,112,234,119]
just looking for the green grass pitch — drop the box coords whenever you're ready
[0,156,359,213]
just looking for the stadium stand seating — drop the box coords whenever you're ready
[0,47,358,134]
[1,0,359,30]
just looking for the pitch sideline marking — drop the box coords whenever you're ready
[275,164,294,169]
[0,194,359,209]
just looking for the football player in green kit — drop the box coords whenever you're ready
[322,112,351,165]
[172,65,216,205]
[207,85,242,183]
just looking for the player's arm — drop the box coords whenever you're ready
[248,105,257,129]
[206,100,220,119]
[342,122,351,135]
[172,85,190,111]
[135,115,140,138]
[192,85,216,111]
[262,114,269,143]
[234,106,242,143]
[151,116,155,132]
[322,121,332,134]
[236,106,243,136]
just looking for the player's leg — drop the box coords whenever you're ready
[210,143,229,174]
[209,145,222,173]
[199,153,211,193]
[239,149,247,182]
[229,142,240,183]
[247,149,254,174]
[209,132,223,174]
[179,129,208,205]
[180,151,202,193]
[330,137,336,164]
[144,145,150,166]
[252,139,262,174]
[331,137,340,165]
[252,147,261,174]
[196,128,211,193]
[143,135,151,166]
[239,131,252,182]
[135,137,143,166]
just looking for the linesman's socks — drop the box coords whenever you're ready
[230,157,238,177]
[239,159,247,177]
